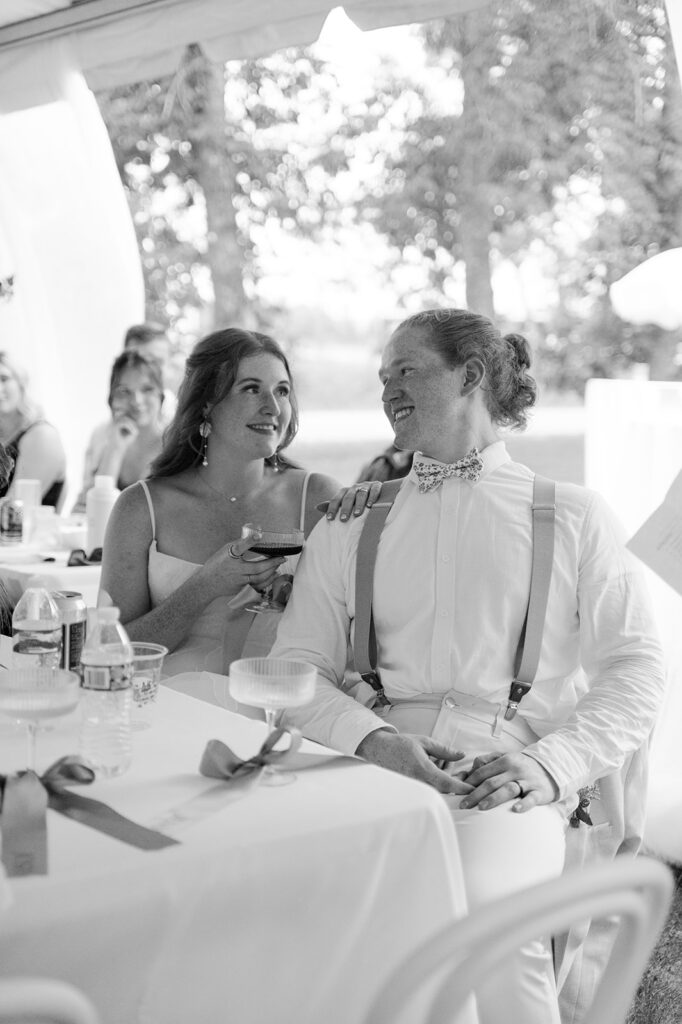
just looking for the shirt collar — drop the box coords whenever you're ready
[407,440,510,488]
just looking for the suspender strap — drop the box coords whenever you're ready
[352,474,556,717]
[353,479,403,706]
[505,475,557,720]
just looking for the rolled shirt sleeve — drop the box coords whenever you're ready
[524,492,665,798]
[270,516,395,755]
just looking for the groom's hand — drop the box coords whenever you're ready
[355,729,473,795]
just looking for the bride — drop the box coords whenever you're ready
[99,327,341,692]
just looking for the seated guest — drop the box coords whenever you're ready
[0,440,13,635]
[73,350,167,512]
[356,442,413,483]
[0,351,66,507]
[98,327,341,685]
[120,321,179,417]
[72,322,177,513]
[270,307,665,1024]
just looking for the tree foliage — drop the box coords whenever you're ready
[97,45,349,336]
[349,0,682,387]
[97,4,682,389]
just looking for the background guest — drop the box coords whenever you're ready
[356,442,413,483]
[121,322,179,417]
[73,350,166,512]
[0,440,14,635]
[98,327,341,691]
[0,351,66,507]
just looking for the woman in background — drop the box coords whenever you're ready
[73,350,166,512]
[0,351,66,507]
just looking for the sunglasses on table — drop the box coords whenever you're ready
[67,547,103,567]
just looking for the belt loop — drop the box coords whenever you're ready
[492,707,504,738]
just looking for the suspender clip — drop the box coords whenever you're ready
[504,679,531,721]
[361,671,391,708]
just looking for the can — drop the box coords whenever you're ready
[0,498,24,544]
[52,590,87,672]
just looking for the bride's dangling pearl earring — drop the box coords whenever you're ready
[199,419,211,466]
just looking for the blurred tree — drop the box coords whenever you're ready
[97,44,348,336]
[350,0,682,385]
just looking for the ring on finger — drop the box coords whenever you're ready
[356,486,370,493]
[513,781,527,799]
[228,544,241,559]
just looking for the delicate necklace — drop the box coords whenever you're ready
[201,470,259,504]
[200,459,280,502]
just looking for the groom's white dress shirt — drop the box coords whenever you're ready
[271,441,665,801]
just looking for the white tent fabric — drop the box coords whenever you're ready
[610,247,682,330]
[0,44,145,507]
[0,1,488,106]
[0,1,486,508]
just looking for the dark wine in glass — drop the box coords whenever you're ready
[241,525,304,612]
[249,542,303,557]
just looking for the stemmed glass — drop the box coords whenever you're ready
[241,523,304,614]
[228,657,316,786]
[0,668,80,772]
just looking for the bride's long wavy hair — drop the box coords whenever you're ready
[150,328,299,479]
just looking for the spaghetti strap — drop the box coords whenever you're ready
[299,472,312,531]
[138,479,157,539]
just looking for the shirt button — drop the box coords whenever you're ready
[441,554,450,562]
[440,610,448,618]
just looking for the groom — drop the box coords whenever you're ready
[270,307,664,1024]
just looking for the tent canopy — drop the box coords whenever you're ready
[0,0,488,107]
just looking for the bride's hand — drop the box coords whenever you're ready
[202,535,285,599]
[318,480,383,522]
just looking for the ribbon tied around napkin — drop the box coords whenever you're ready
[0,756,178,878]
[200,725,360,783]
[200,726,304,779]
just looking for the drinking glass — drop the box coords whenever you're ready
[241,523,304,614]
[228,657,316,785]
[130,642,168,730]
[0,668,80,771]
[14,479,41,543]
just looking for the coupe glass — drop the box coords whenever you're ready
[228,657,316,785]
[241,523,304,614]
[0,668,80,772]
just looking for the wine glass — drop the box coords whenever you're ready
[0,668,80,772]
[228,657,316,785]
[241,523,304,614]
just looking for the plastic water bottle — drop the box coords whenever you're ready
[79,607,133,778]
[86,475,120,553]
[12,586,62,667]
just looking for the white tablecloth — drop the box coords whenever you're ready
[0,683,475,1024]
[0,551,100,607]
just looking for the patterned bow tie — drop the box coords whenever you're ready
[413,448,484,493]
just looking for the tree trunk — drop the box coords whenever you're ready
[183,45,248,328]
[456,12,496,318]
[647,328,680,381]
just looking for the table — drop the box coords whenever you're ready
[0,680,476,1024]
[0,549,100,607]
